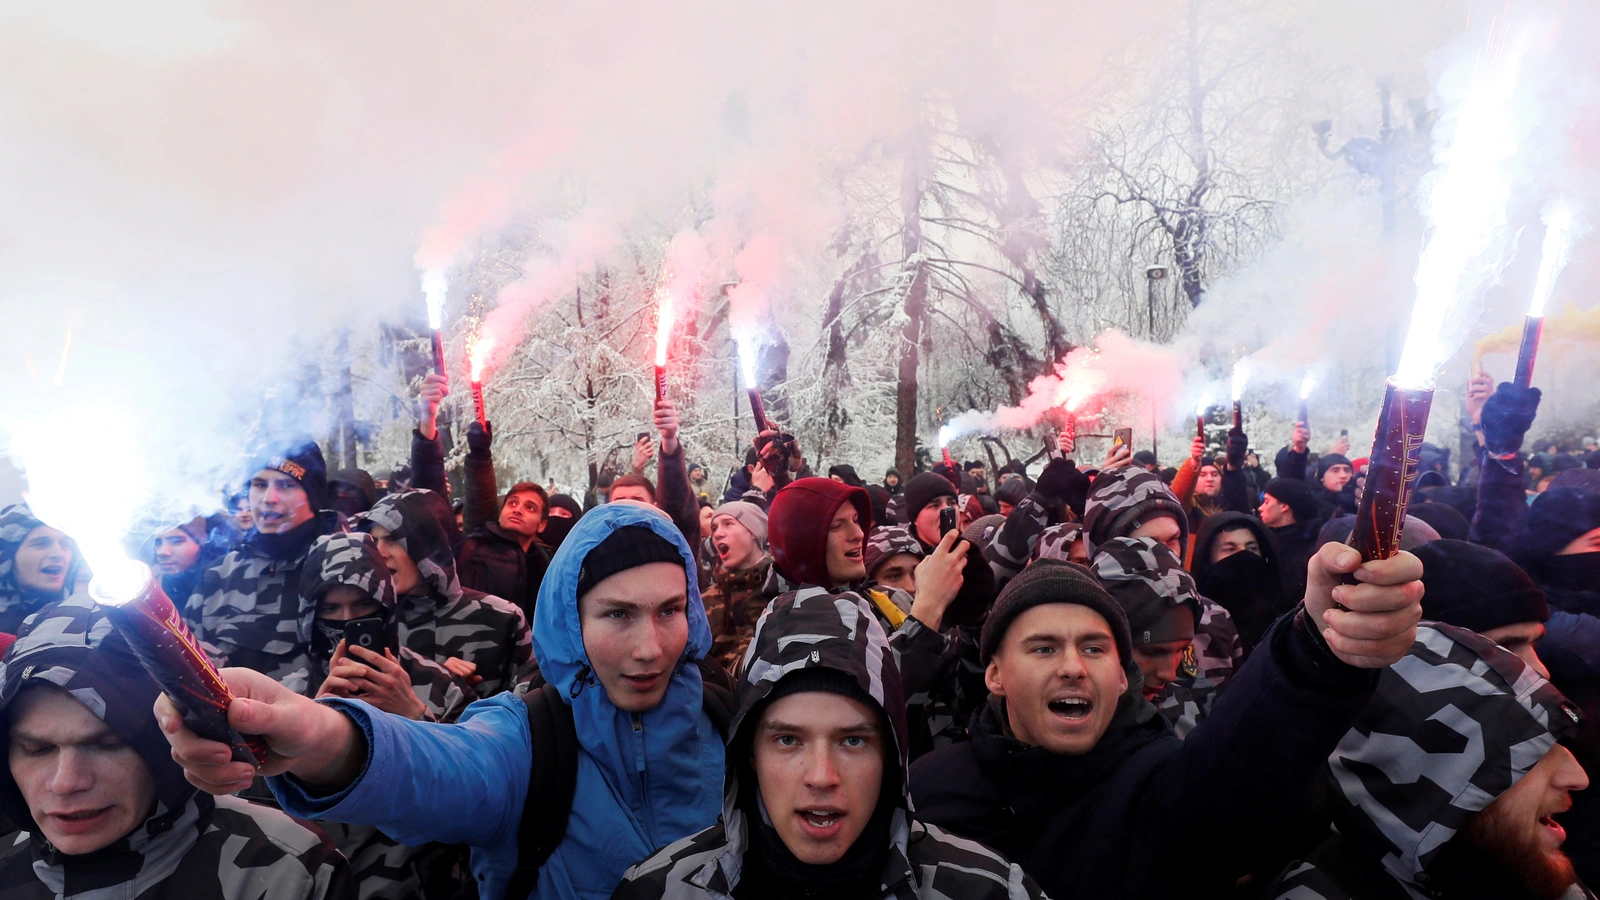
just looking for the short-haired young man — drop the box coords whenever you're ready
[909,540,1426,899]
[184,441,344,693]
[0,595,350,899]
[157,503,726,900]
[611,586,1045,900]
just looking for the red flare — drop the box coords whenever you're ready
[91,569,268,765]
[1349,380,1435,562]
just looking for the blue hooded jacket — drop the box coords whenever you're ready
[270,502,725,900]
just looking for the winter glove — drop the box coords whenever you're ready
[1034,458,1091,517]
[1481,382,1540,457]
[466,420,493,458]
[1226,427,1248,471]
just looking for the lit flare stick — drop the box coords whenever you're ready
[422,269,448,377]
[1348,381,1434,562]
[1230,360,1251,431]
[468,336,491,429]
[1515,203,1578,388]
[653,279,674,405]
[736,335,772,432]
[1298,375,1315,431]
[1194,392,1210,444]
[1349,20,1531,561]
[89,562,269,765]
[1061,410,1077,453]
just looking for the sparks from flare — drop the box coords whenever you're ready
[1528,202,1580,318]
[1396,22,1531,388]
[1230,360,1252,402]
[421,269,448,330]
[1299,374,1316,400]
[653,274,674,369]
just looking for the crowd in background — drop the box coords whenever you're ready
[0,367,1595,900]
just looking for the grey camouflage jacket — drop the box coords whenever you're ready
[355,491,531,698]
[612,582,1044,900]
[184,511,345,694]
[0,593,350,900]
[1268,623,1589,900]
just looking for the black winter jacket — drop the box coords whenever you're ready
[455,521,550,625]
[909,611,1377,900]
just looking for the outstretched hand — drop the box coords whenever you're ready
[1302,544,1424,669]
[155,666,366,795]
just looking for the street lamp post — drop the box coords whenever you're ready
[1145,265,1168,460]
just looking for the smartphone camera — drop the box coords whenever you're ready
[939,505,958,538]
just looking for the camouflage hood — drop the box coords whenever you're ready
[1091,537,1201,644]
[1081,469,1188,557]
[724,585,913,873]
[1326,623,1581,890]
[863,525,923,580]
[298,532,398,661]
[354,489,462,609]
[0,593,199,837]
[1032,522,1085,563]
[0,504,85,623]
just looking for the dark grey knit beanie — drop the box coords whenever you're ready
[979,559,1134,666]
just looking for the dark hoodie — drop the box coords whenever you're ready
[910,576,1384,899]
[0,505,84,636]
[354,490,531,699]
[1267,623,1587,900]
[0,595,349,899]
[1190,512,1291,656]
[611,588,1045,900]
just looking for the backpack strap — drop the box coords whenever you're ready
[505,657,732,898]
[506,683,579,900]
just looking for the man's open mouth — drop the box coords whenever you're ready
[1048,697,1093,720]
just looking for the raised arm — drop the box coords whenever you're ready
[653,400,702,560]
[412,373,452,498]
[462,421,500,535]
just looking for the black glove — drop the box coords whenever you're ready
[1481,382,1540,456]
[1226,428,1248,470]
[1034,458,1091,516]
[466,420,493,457]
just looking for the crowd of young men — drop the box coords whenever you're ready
[0,364,1594,899]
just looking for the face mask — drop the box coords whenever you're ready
[1537,552,1600,593]
[541,515,578,548]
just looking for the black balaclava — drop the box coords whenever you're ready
[540,494,584,549]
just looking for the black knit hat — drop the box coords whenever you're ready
[575,525,683,598]
[980,559,1133,666]
[1414,539,1548,633]
[903,471,958,521]
[250,439,329,512]
[1316,453,1354,481]
[1263,477,1319,524]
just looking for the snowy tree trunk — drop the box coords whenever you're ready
[895,148,930,474]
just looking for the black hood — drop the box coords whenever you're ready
[1188,512,1281,585]
[298,532,399,665]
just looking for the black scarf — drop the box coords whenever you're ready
[970,694,1170,824]
[734,783,897,900]
[245,513,326,561]
[1197,550,1288,656]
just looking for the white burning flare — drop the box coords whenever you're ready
[1194,388,1214,418]
[1396,25,1533,389]
[733,329,760,387]
[1528,201,1581,319]
[1300,374,1316,401]
[421,268,448,331]
[1230,359,1252,402]
[8,406,153,600]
